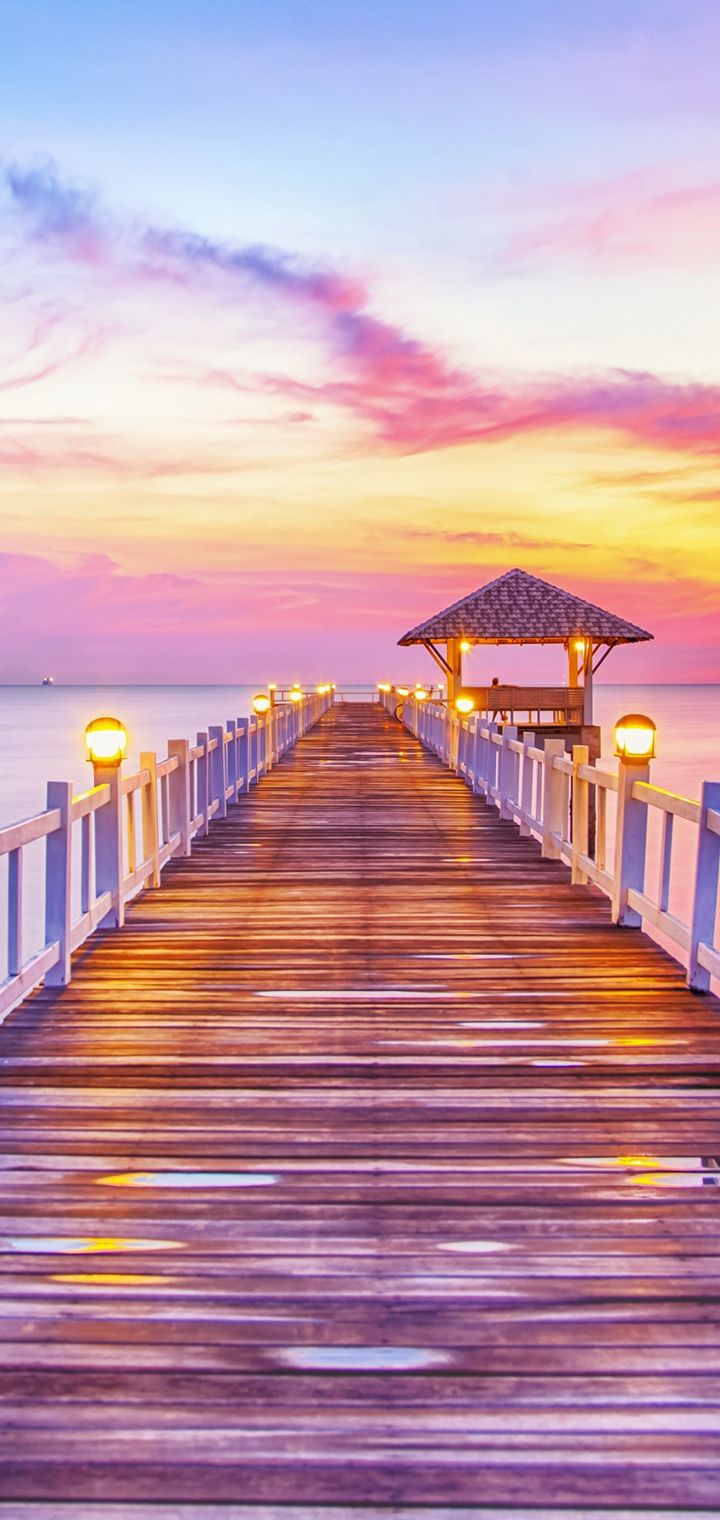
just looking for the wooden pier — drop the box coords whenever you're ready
[1,700,720,1514]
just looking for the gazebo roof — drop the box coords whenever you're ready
[398,568,653,646]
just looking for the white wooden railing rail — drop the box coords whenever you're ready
[0,691,331,1021]
[384,693,720,994]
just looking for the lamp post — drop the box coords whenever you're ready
[252,693,271,715]
[85,716,127,930]
[612,714,656,927]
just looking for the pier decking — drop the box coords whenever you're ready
[1,701,720,1514]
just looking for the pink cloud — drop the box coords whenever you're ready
[498,171,720,269]
[3,157,720,463]
[262,363,720,456]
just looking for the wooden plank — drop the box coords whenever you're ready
[0,702,718,1511]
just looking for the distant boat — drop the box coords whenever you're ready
[41,676,54,686]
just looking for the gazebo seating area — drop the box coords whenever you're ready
[472,684,584,725]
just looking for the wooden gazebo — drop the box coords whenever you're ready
[398,568,652,731]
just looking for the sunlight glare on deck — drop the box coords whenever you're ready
[97,1171,279,1188]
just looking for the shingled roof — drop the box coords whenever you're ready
[398,568,653,646]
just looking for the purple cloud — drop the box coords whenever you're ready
[4,156,720,460]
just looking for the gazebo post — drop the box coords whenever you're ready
[446,639,463,705]
[567,640,580,689]
[583,649,594,725]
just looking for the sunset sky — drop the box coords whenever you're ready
[1,0,719,682]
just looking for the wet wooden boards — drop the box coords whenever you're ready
[0,701,719,1515]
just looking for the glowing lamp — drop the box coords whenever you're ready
[415,687,429,701]
[289,689,303,703]
[574,638,586,654]
[459,639,472,653]
[396,686,410,697]
[614,713,656,764]
[252,693,271,715]
[455,694,475,715]
[85,716,127,767]
[377,682,392,693]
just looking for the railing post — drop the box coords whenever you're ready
[542,739,566,859]
[688,780,720,991]
[490,722,502,799]
[467,717,476,796]
[471,719,482,794]
[93,766,124,928]
[139,751,161,888]
[8,847,23,978]
[473,723,486,794]
[226,720,237,801]
[499,725,518,819]
[612,758,650,926]
[209,725,227,819]
[236,719,250,792]
[196,733,210,834]
[571,744,590,884]
[45,780,73,984]
[520,732,535,835]
[457,717,465,777]
[449,713,459,771]
[268,707,277,766]
[168,738,192,856]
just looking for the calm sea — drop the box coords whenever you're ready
[0,683,717,976]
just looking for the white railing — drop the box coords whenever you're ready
[0,691,331,1021]
[384,693,720,994]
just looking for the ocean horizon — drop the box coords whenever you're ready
[1,681,717,979]
[1,681,718,820]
